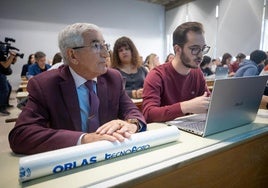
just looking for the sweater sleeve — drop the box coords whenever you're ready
[142,70,184,123]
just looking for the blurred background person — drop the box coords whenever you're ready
[235,50,267,77]
[112,36,147,99]
[21,54,35,78]
[143,53,160,72]
[200,55,213,77]
[211,58,221,73]
[260,59,268,75]
[235,50,267,109]
[220,52,233,76]
[230,53,246,75]
[49,52,64,70]
[51,52,62,65]
[165,53,175,63]
[27,51,51,79]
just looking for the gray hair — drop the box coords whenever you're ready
[34,51,46,61]
[58,23,101,64]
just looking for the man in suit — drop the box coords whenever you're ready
[9,23,146,155]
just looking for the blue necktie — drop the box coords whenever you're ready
[85,80,100,132]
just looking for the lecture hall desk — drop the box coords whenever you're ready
[0,110,268,188]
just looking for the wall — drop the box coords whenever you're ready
[0,0,165,88]
[1,0,265,89]
[165,0,264,58]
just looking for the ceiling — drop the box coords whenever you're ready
[138,0,196,10]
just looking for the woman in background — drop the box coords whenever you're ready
[49,52,63,70]
[21,54,35,77]
[51,52,62,65]
[221,53,233,76]
[112,36,147,99]
[144,53,160,72]
[165,53,175,63]
[200,55,213,76]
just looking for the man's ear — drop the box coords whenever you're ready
[173,44,182,55]
[67,48,78,65]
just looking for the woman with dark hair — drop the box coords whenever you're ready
[112,36,147,99]
[48,52,63,70]
[221,53,232,67]
[52,52,62,65]
[20,54,35,77]
[165,53,175,63]
[220,53,233,76]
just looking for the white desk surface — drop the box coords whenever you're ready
[131,98,143,103]
[19,84,27,88]
[1,110,268,188]
[16,91,29,98]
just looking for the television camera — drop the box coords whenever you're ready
[0,37,24,61]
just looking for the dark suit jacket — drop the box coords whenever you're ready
[9,66,146,154]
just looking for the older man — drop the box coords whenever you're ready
[9,23,146,155]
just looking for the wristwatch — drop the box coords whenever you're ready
[126,118,140,132]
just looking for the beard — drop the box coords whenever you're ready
[181,51,201,69]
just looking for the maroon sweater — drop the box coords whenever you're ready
[142,62,209,123]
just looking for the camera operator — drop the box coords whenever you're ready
[0,51,17,116]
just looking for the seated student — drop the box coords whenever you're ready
[111,36,147,99]
[259,59,268,75]
[220,53,233,76]
[235,50,268,109]
[143,53,160,72]
[200,55,213,76]
[165,53,175,63]
[142,22,211,123]
[27,51,51,79]
[9,23,146,155]
[235,50,267,77]
[211,58,221,73]
[21,54,35,77]
[49,52,64,70]
[230,53,246,74]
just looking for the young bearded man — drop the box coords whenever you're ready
[143,22,211,123]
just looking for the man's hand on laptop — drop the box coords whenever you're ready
[181,92,210,114]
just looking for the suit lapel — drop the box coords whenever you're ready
[59,66,82,131]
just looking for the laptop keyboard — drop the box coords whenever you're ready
[178,119,205,132]
[166,114,207,135]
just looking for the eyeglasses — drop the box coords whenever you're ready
[72,41,110,53]
[188,45,210,55]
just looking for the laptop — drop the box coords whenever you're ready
[214,66,229,79]
[166,75,268,137]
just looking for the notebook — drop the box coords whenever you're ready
[166,75,268,137]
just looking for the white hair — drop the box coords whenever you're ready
[58,23,101,64]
